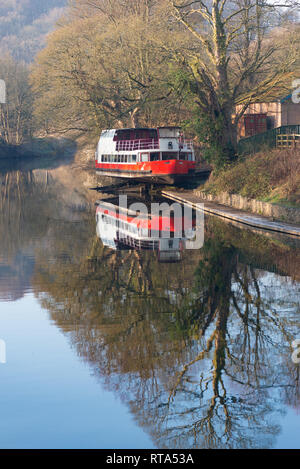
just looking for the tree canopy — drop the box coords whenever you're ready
[27,0,300,166]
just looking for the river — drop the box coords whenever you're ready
[0,159,299,449]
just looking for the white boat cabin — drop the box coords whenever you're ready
[96,127,195,163]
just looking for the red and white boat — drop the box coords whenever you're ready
[95,127,196,184]
[96,200,196,262]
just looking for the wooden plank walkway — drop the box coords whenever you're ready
[162,190,300,238]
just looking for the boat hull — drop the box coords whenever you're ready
[96,160,196,185]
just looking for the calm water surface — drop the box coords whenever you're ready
[0,166,299,449]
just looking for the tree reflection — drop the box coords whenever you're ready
[159,237,298,449]
[31,214,300,449]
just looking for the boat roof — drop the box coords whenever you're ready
[101,126,181,132]
[158,126,181,129]
[102,128,156,132]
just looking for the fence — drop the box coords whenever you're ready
[276,134,300,148]
[238,125,300,155]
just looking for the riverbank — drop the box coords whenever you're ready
[192,189,300,225]
[0,135,105,208]
[162,189,300,237]
[202,148,300,208]
[0,137,76,159]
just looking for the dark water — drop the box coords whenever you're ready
[0,167,299,449]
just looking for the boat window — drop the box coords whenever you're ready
[179,152,192,160]
[141,152,149,162]
[150,152,160,161]
[132,154,137,162]
[134,129,157,140]
[115,129,131,141]
[162,152,178,160]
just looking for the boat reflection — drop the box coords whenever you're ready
[96,197,196,262]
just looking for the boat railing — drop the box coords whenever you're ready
[179,139,194,150]
[118,234,159,250]
[116,138,159,151]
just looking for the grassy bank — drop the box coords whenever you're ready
[202,148,300,208]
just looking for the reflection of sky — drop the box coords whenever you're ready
[277,407,300,449]
[0,294,154,449]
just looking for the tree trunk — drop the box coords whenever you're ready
[130,107,140,128]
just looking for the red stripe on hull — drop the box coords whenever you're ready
[97,206,195,231]
[95,160,195,176]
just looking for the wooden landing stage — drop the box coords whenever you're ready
[162,190,300,238]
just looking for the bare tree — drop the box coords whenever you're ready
[0,55,32,145]
[168,0,298,165]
